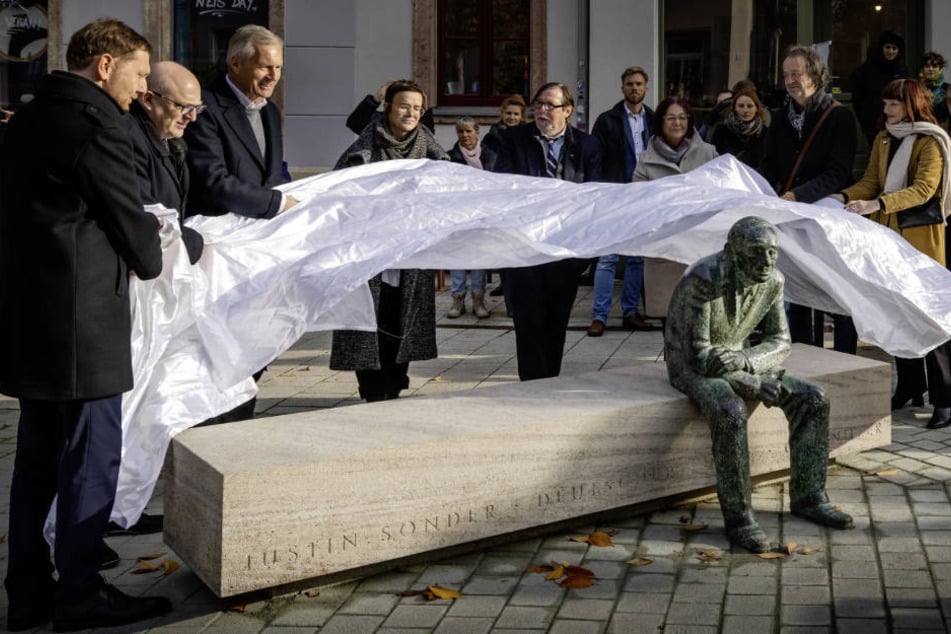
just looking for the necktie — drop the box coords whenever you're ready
[544,138,558,177]
[245,106,267,158]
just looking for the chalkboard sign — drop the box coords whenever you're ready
[0,1,47,111]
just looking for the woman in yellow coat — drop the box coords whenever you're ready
[833,78,951,428]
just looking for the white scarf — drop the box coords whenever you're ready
[459,141,483,170]
[884,120,951,218]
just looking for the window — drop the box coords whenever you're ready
[437,0,530,107]
[0,0,48,113]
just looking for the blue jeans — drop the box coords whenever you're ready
[591,254,644,322]
[450,270,486,295]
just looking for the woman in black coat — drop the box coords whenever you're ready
[711,89,768,170]
[851,30,912,145]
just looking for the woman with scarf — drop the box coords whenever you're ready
[331,80,449,402]
[832,78,951,429]
[633,96,717,181]
[919,51,947,109]
[447,116,497,319]
[761,44,859,354]
[711,89,768,170]
[851,30,912,146]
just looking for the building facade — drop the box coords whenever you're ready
[1,0,946,171]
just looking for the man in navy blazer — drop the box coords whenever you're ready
[494,82,603,381]
[185,24,297,218]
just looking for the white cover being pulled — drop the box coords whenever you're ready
[111,155,951,527]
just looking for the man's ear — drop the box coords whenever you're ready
[96,53,115,82]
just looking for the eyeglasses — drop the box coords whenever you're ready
[150,90,206,116]
[533,100,567,112]
[662,114,689,122]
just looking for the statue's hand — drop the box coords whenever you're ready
[757,379,785,406]
[706,347,748,376]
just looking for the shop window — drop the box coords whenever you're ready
[173,0,269,86]
[437,0,530,107]
[0,0,48,113]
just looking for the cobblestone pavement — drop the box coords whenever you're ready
[1,283,949,633]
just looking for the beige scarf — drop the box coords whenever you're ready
[884,120,951,218]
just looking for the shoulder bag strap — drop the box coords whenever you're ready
[781,100,841,195]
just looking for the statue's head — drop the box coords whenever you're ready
[725,217,779,285]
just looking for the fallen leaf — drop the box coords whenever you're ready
[297,366,310,372]
[563,565,595,578]
[304,589,320,597]
[569,535,590,543]
[626,557,653,567]
[833,505,843,512]
[137,552,165,561]
[798,547,818,555]
[227,603,246,613]
[432,375,443,382]
[161,560,180,575]
[680,523,708,532]
[756,552,787,559]
[527,565,555,574]
[869,469,898,477]
[130,560,162,574]
[560,575,596,589]
[545,565,566,581]
[785,541,798,555]
[695,548,721,562]
[587,531,615,547]
[427,585,461,600]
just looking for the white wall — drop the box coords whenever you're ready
[925,0,951,56]
[588,0,660,123]
[353,0,414,104]
[546,0,579,93]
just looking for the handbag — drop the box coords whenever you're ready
[897,197,944,229]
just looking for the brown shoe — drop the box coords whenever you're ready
[586,319,605,337]
[623,313,659,331]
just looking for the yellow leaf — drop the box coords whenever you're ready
[560,575,596,589]
[161,560,180,575]
[569,535,590,543]
[870,469,898,477]
[137,552,165,561]
[427,585,461,600]
[756,552,787,559]
[798,547,818,555]
[695,548,721,562]
[785,541,798,555]
[680,523,708,532]
[305,589,320,597]
[130,560,161,574]
[586,531,615,547]
[432,375,443,382]
[545,565,566,581]
[626,557,653,567]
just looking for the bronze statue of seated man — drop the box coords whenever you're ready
[664,216,853,553]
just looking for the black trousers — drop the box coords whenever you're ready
[507,258,585,381]
[787,304,857,355]
[356,282,409,401]
[894,340,951,407]
[5,395,122,604]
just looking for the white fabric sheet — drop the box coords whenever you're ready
[107,155,951,527]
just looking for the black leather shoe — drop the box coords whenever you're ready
[99,540,119,570]
[791,502,854,529]
[927,407,951,429]
[7,601,54,631]
[53,582,171,632]
[104,512,164,536]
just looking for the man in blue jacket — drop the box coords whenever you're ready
[494,82,603,380]
[587,66,657,336]
[1,18,170,631]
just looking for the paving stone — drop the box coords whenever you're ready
[833,596,887,619]
[317,615,386,634]
[883,569,935,589]
[891,607,946,630]
[782,567,829,585]
[445,595,506,618]
[722,615,773,633]
[780,604,831,626]
[664,601,723,626]
[381,604,448,628]
[723,594,775,615]
[507,581,565,607]
[473,554,533,576]
[835,618,889,634]
[727,575,777,595]
[613,591,671,614]
[549,620,603,634]
[885,587,938,608]
[557,598,614,620]
[672,582,725,604]
[460,575,518,596]
[432,616,495,634]
[336,592,400,615]
[879,552,928,570]
[623,573,675,593]
[920,530,951,546]
[606,612,666,634]
[494,606,555,629]
[355,572,419,593]
[831,560,880,579]
[923,545,951,562]
[679,566,729,584]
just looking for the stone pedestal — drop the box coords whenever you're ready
[165,346,890,596]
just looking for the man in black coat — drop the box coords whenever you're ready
[185,24,296,218]
[0,18,170,632]
[494,82,603,381]
[128,61,205,265]
[587,66,656,337]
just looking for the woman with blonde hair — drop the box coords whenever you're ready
[832,78,951,428]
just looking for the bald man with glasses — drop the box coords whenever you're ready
[127,60,205,264]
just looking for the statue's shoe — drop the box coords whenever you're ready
[791,502,854,529]
[727,523,771,553]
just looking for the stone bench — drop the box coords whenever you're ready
[164,345,891,597]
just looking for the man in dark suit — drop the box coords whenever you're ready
[587,66,657,336]
[494,81,603,381]
[185,24,295,421]
[0,18,171,631]
[185,24,297,218]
